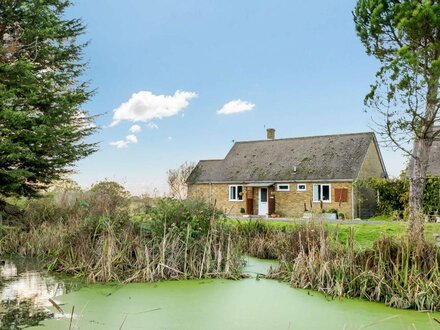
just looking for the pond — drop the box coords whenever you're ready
[0,256,439,329]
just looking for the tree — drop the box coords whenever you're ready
[354,0,440,241]
[167,162,195,200]
[87,181,130,215]
[0,0,97,204]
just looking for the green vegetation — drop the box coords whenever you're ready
[0,299,53,330]
[0,183,242,282]
[356,176,440,221]
[270,230,440,311]
[0,0,97,201]
[354,0,440,242]
[1,184,439,312]
[231,219,440,311]
[231,219,440,249]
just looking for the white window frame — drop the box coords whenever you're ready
[313,184,331,203]
[276,184,290,192]
[229,185,244,201]
[296,184,307,192]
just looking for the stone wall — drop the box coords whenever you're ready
[188,182,354,218]
[187,183,246,216]
[273,182,353,218]
[354,140,387,218]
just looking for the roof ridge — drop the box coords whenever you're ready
[198,159,223,162]
[233,131,375,145]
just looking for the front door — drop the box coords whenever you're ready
[258,187,268,216]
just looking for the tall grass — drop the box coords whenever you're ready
[2,187,439,312]
[0,189,243,282]
[261,224,440,311]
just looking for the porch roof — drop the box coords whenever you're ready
[245,182,275,187]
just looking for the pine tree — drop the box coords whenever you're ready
[354,0,440,241]
[0,0,97,200]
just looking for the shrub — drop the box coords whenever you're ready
[356,174,440,220]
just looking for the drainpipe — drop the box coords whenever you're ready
[209,182,212,205]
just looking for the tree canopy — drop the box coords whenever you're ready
[354,0,440,241]
[0,0,97,198]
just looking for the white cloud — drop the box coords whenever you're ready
[109,140,128,148]
[167,136,173,140]
[110,90,197,126]
[126,134,138,144]
[217,99,255,115]
[147,122,159,129]
[129,124,142,133]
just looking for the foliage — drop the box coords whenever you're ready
[353,0,440,140]
[0,299,53,329]
[269,230,440,311]
[87,180,130,216]
[353,0,440,241]
[230,219,440,249]
[356,176,440,219]
[140,198,223,241]
[0,0,97,199]
[167,162,195,199]
[0,190,242,282]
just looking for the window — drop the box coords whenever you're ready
[297,184,307,191]
[276,184,290,191]
[229,185,243,201]
[260,188,268,202]
[313,184,331,202]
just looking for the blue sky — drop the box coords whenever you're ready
[68,0,405,194]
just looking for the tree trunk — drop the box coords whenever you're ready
[408,138,430,242]
[408,79,438,242]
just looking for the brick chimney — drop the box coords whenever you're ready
[266,128,275,140]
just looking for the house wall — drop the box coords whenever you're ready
[187,183,246,215]
[188,182,354,218]
[273,182,353,218]
[357,141,386,179]
[354,140,387,218]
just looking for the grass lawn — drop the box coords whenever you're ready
[330,222,440,248]
[231,219,440,249]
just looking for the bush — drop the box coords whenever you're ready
[356,174,440,220]
[138,198,223,241]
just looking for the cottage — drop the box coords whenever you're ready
[187,129,387,219]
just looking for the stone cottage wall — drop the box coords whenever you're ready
[188,182,354,218]
[187,183,246,216]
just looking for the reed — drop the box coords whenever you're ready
[266,224,440,312]
[0,193,243,282]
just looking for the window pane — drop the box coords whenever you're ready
[230,186,236,200]
[313,185,319,201]
[237,186,243,200]
[260,188,268,202]
[322,185,330,201]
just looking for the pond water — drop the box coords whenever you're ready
[1,256,439,329]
